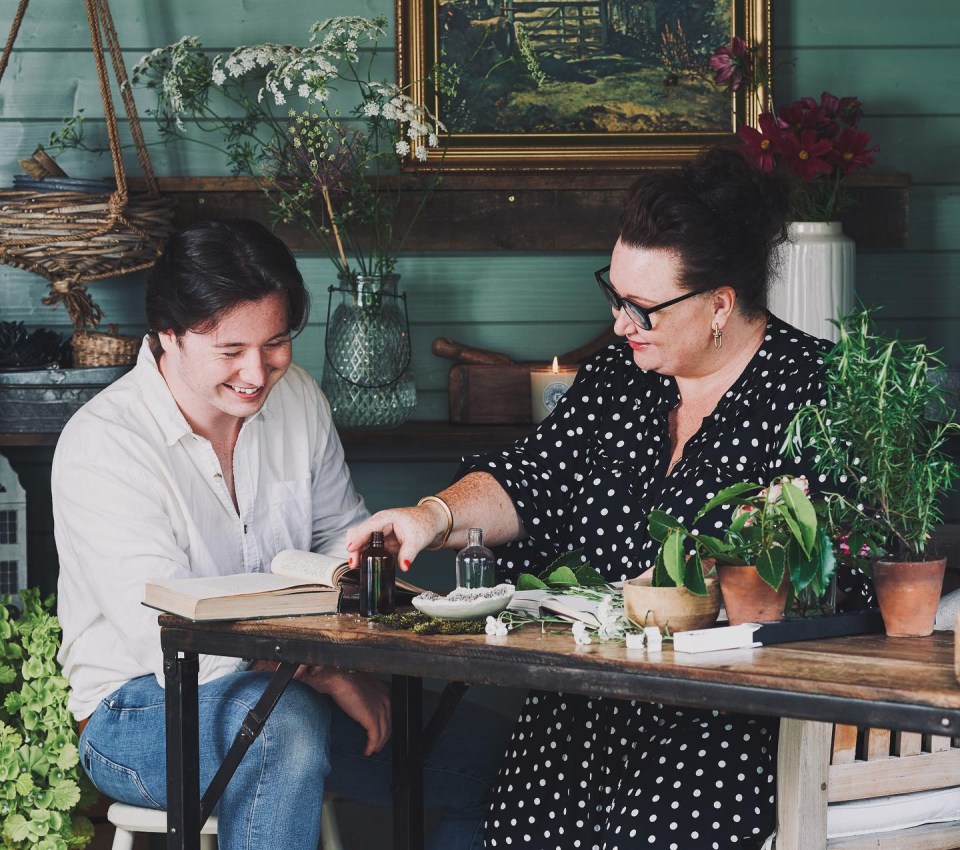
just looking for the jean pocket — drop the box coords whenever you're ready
[82,739,163,810]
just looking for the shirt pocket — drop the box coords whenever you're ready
[268,477,313,552]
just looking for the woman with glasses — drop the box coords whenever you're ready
[347,145,832,849]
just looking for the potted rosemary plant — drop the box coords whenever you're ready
[785,307,960,636]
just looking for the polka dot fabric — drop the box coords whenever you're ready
[456,315,842,849]
[457,314,829,583]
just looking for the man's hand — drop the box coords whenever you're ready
[296,666,391,756]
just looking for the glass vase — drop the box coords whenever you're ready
[321,273,416,430]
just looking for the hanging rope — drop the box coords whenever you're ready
[41,278,104,330]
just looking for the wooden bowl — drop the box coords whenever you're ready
[623,573,721,633]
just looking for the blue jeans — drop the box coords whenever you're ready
[80,672,508,850]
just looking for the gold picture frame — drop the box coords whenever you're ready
[396,0,770,171]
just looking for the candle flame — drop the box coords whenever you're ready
[551,356,559,374]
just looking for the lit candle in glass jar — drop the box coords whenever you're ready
[530,356,578,424]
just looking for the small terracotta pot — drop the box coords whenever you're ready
[715,564,789,626]
[873,558,946,637]
[623,573,721,633]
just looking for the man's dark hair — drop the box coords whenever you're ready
[145,219,310,337]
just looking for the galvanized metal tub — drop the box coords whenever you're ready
[0,365,131,432]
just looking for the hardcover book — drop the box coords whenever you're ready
[143,549,424,621]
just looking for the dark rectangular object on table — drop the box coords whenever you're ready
[754,610,885,645]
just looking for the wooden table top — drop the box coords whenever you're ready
[160,614,960,736]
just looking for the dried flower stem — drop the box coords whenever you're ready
[322,185,349,273]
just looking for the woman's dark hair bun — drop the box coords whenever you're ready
[683,145,789,247]
[618,144,791,315]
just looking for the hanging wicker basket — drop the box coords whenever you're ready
[0,190,174,283]
[0,0,175,345]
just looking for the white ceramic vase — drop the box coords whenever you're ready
[768,222,855,343]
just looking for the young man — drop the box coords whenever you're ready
[54,219,500,850]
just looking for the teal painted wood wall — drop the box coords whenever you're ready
[2,0,959,588]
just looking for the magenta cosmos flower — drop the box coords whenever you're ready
[737,113,782,172]
[709,37,753,92]
[779,129,834,181]
[776,98,825,133]
[830,128,879,174]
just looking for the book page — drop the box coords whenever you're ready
[149,572,310,601]
[270,550,348,587]
[541,595,601,628]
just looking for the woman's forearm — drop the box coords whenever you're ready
[429,471,526,549]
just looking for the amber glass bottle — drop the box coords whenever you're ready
[359,531,395,616]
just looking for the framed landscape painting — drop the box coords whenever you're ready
[396,0,770,170]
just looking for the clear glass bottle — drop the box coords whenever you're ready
[455,528,495,589]
[359,531,395,616]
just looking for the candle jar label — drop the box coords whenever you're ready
[543,381,571,413]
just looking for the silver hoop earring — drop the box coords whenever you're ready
[712,323,723,349]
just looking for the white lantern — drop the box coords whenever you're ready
[0,456,27,604]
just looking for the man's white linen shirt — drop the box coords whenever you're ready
[53,337,369,720]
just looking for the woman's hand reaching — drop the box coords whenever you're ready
[344,503,446,572]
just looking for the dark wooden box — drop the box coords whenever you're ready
[447,363,540,424]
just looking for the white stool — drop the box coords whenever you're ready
[106,797,343,850]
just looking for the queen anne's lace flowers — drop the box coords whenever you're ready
[130,15,445,277]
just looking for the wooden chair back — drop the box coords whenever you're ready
[776,719,960,850]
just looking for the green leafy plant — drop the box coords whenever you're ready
[514,549,610,592]
[785,307,960,561]
[648,475,834,598]
[0,590,96,850]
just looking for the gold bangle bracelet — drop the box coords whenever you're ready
[417,495,454,551]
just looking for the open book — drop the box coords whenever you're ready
[508,590,602,629]
[144,549,425,622]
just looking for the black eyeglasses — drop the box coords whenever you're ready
[594,266,712,331]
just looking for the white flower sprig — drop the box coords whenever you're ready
[489,586,661,649]
[126,15,446,278]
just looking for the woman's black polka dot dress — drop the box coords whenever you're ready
[457,315,844,850]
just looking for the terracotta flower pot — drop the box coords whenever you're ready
[715,564,789,626]
[623,573,721,633]
[872,558,946,637]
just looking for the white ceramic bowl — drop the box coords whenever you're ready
[411,584,514,620]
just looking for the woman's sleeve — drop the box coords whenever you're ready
[454,348,618,549]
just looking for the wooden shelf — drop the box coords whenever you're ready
[0,422,529,454]
[131,172,910,253]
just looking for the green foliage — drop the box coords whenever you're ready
[515,550,611,593]
[0,591,96,850]
[785,307,960,560]
[368,612,488,635]
[648,476,834,598]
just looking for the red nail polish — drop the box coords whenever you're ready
[402,559,411,571]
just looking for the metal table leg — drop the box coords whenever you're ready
[164,651,297,848]
[165,648,200,850]
[392,674,424,850]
